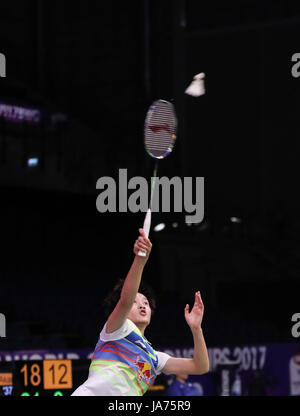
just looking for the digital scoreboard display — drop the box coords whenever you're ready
[15,360,73,396]
[0,361,13,396]
[0,359,167,396]
[0,359,89,396]
[0,372,13,396]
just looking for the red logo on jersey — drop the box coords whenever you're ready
[135,358,152,383]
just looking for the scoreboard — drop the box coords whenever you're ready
[0,359,167,396]
[0,359,89,396]
[16,360,73,396]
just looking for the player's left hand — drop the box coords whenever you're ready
[184,291,204,330]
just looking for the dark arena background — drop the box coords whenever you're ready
[0,0,300,399]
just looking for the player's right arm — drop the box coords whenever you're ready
[106,229,152,334]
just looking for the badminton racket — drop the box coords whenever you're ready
[138,99,177,256]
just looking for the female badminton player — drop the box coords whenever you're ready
[71,229,209,396]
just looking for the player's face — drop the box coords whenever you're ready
[128,293,151,327]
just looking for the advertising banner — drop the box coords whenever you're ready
[0,343,299,395]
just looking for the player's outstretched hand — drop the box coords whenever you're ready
[133,229,152,261]
[184,291,204,330]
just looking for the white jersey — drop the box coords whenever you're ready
[71,319,171,396]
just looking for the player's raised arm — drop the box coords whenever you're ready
[162,291,209,375]
[106,229,152,334]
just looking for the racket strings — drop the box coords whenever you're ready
[145,101,176,159]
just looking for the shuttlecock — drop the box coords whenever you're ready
[185,72,205,97]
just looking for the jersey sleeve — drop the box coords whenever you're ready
[99,319,132,341]
[156,351,172,375]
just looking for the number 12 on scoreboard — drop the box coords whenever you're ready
[43,360,72,389]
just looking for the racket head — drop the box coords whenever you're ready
[144,99,177,160]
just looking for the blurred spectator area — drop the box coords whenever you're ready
[1,0,300,352]
[0,188,299,351]
[0,103,106,194]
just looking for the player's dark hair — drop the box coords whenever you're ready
[103,278,156,318]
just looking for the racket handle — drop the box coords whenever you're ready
[138,208,152,257]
